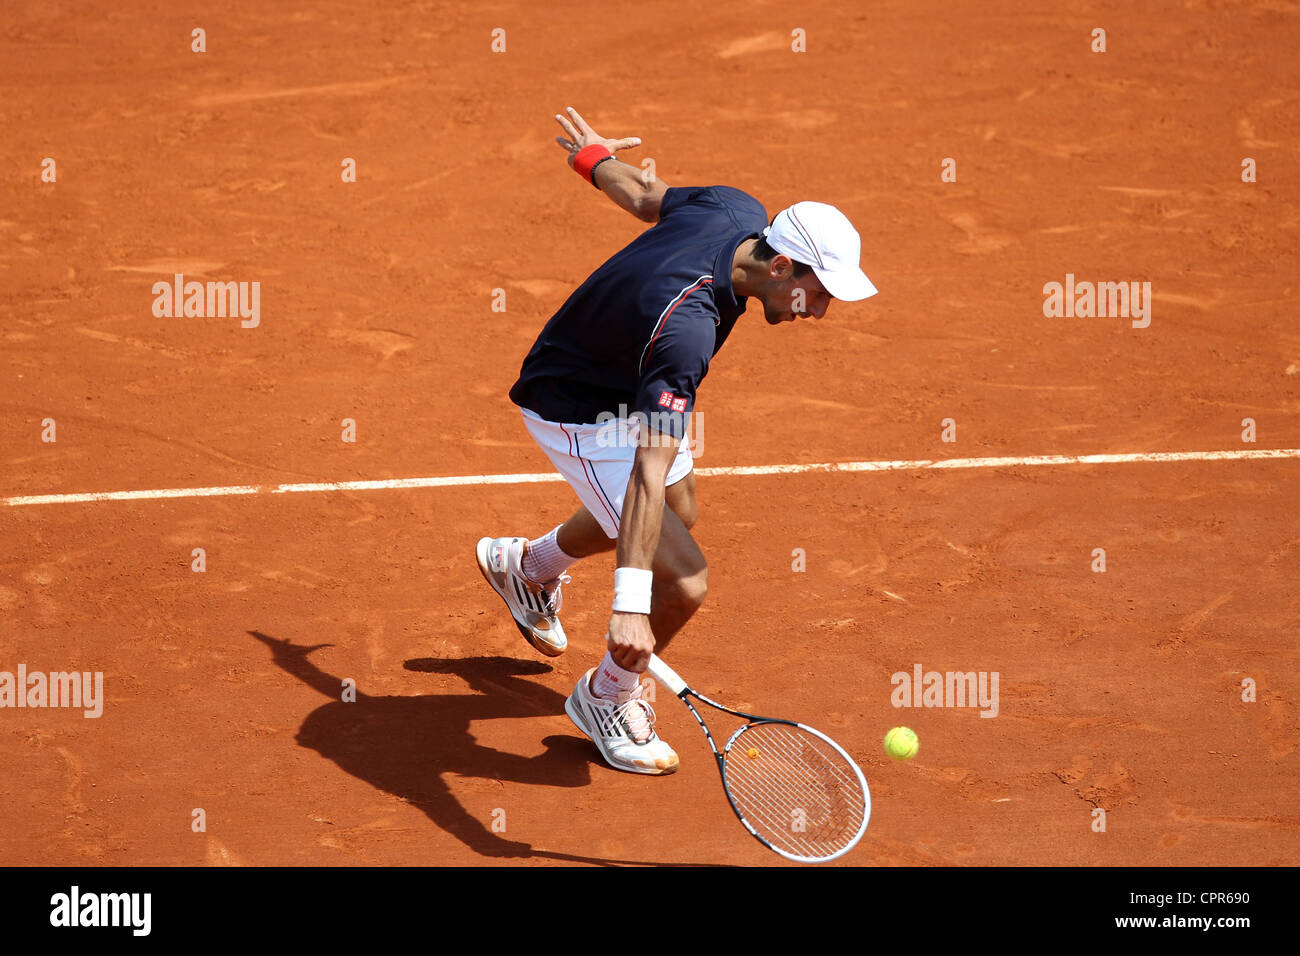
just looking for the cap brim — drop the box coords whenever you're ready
[815,265,877,302]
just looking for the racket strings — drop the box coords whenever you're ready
[733,766,858,858]
[723,722,866,860]
[733,725,858,813]
[734,750,838,828]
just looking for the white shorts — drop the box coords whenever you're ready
[520,407,694,540]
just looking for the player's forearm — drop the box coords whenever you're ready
[616,464,667,571]
[592,159,666,223]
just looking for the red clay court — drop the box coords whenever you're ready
[2,1,1297,866]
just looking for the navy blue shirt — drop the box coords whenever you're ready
[509,185,768,438]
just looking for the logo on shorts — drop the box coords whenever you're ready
[657,391,687,413]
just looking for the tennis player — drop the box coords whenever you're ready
[477,107,877,774]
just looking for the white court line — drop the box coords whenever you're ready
[4,447,1298,508]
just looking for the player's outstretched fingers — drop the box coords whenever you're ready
[565,106,593,134]
[555,112,581,144]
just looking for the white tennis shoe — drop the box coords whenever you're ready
[475,536,569,657]
[565,668,679,775]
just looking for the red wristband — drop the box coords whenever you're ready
[573,144,613,186]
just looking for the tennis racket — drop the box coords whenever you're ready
[646,653,870,863]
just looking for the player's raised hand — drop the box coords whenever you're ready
[554,106,641,167]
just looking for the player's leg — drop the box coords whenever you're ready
[477,410,661,657]
[564,435,700,775]
[476,411,607,658]
[664,470,698,530]
[554,505,617,559]
[539,473,702,651]
[523,436,696,580]
[480,508,609,652]
[565,507,701,776]
[647,505,707,654]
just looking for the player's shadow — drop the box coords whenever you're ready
[248,630,716,866]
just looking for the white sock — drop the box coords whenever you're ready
[590,653,642,699]
[522,526,577,584]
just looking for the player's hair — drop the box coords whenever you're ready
[751,235,813,277]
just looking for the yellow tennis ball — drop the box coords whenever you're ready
[884,726,919,761]
[746,747,760,758]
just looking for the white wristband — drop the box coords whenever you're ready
[612,567,653,614]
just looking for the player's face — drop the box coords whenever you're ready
[761,268,833,325]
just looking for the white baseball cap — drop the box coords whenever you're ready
[762,201,878,301]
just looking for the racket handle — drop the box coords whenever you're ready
[646,654,688,696]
